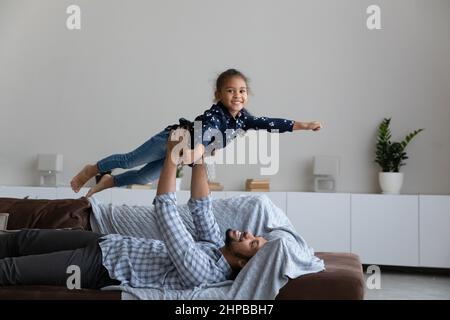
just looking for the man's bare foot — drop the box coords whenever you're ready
[70,164,99,193]
[86,174,115,198]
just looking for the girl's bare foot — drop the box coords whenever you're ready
[70,164,99,193]
[86,174,115,198]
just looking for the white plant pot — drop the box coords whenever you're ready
[176,178,182,191]
[378,172,404,194]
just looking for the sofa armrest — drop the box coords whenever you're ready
[0,197,92,230]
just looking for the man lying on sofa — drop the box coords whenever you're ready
[0,131,267,289]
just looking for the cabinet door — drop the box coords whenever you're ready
[419,195,450,268]
[351,194,419,266]
[210,191,228,200]
[56,187,112,204]
[0,186,57,199]
[226,191,287,213]
[111,188,156,206]
[287,192,351,252]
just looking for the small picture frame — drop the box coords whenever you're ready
[0,213,9,230]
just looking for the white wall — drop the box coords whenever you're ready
[1,0,449,194]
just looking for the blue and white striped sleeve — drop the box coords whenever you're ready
[188,194,223,246]
[153,192,219,287]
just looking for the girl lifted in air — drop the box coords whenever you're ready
[71,69,323,197]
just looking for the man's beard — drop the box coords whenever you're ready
[224,228,233,246]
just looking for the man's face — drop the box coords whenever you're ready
[225,228,267,260]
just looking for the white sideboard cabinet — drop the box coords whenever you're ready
[1,186,449,268]
[287,192,351,253]
[0,186,58,199]
[419,195,450,268]
[351,194,419,267]
[56,187,112,204]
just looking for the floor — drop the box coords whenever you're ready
[363,270,450,300]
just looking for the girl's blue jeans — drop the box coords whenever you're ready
[96,128,170,187]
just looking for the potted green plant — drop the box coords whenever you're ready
[375,118,424,194]
[176,164,183,191]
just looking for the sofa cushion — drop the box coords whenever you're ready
[0,197,91,230]
[0,252,364,300]
[276,252,365,300]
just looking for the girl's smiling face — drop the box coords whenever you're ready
[215,76,249,118]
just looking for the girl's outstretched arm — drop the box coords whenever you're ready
[293,121,323,131]
[242,113,323,133]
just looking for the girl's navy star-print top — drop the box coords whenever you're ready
[166,101,295,150]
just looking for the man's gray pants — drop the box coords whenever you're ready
[0,229,119,289]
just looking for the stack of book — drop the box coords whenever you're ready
[245,179,270,192]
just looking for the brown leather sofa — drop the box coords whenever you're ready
[0,197,364,300]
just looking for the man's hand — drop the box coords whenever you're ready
[156,129,188,196]
[183,144,205,165]
[168,128,190,166]
[169,128,205,166]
